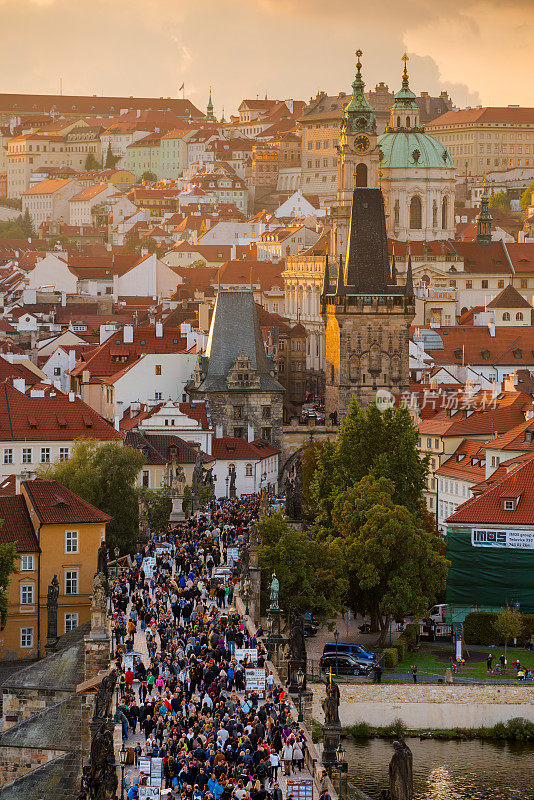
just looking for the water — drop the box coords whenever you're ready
[344,737,534,799]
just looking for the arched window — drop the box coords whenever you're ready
[421,274,430,285]
[406,116,410,128]
[410,196,422,229]
[503,312,510,321]
[355,163,367,188]
[441,197,448,229]
[394,199,400,227]
[228,463,235,474]
[516,312,523,321]
[396,115,401,128]
[245,463,253,476]
[432,200,438,227]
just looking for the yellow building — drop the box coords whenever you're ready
[0,479,110,662]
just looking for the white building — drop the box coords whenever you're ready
[69,183,116,226]
[25,252,77,294]
[22,179,83,228]
[274,190,326,219]
[136,400,213,454]
[114,253,180,301]
[211,437,279,497]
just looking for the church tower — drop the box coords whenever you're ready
[205,88,216,122]
[322,187,415,421]
[332,50,381,259]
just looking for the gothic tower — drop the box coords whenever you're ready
[322,187,415,421]
[332,50,381,259]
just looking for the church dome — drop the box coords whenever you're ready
[377,130,454,170]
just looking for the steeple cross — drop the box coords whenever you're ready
[402,52,409,65]
[356,49,362,69]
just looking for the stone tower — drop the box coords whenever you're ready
[322,187,415,421]
[332,50,381,259]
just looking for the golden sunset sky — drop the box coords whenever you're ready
[1,0,532,114]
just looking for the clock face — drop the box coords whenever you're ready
[354,135,370,153]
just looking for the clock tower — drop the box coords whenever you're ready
[332,51,380,259]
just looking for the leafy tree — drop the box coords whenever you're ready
[144,236,158,254]
[39,439,145,554]
[300,440,326,523]
[84,152,101,171]
[20,208,36,238]
[311,400,429,531]
[258,512,346,617]
[141,171,157,183]
[141,489,172,533]
[0,541,18,628]
[105,142,120,169]
[489,190,511,213]
[520,182,534,212]
[331,475,448,643]
[494,606,524,661]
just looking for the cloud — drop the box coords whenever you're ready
[407,53,482,109]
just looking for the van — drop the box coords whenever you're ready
[428,604,448,623]
[322,642,376,662]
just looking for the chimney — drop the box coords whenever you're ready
[488,321,495,337]
[68,391,75,402]
[114,415,120,431]
[12,378,25,393]
[215,424,223,438]
[155,322,163,338]
[61,291,66,307]
[247,422,254,442]
[230,244,236,260]
[68,349,76,372]
[123,324,134,343]
[82,369,90,384]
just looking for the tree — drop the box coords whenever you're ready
[0,541,18,628]
[20,208,36,238]
[331,475,448,643]
[141,489,172,533]
[520,182,534,212]
[489,190,511,213]
[84,152,101,171]
[311,400,429,532]
[105,142,119,169]
[258,512,346,617]
[39,439,145,554]
[493,606,523,661]
[141,171,157,183]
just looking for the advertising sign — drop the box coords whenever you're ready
[139,788,161,800]
[235,648,258,664]
[245,667,266,692]
[286,779,313,800]
[472,529,534,549]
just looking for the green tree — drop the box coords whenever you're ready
[520,182,534,212]
[0,541,19,628]
[105,142,119,169]
[39,439,145,554]
[141,171,157,183]
[489,190,511,213]
[493,606,524,661]
[20,208,36,238]
[141,489,172,532]
[258,512,346,617]
[311,400,429,531]
[331,475,448,642]
[84,152,101,171]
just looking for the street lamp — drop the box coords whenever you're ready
[114,546,120,578]
[119,743,128,799]
[243,577,250,616]
[266,613,273,660]
[297,667,304,722]
[334,627,339,676]
[108,596,115,659]
[336,743,345,800]
[225,475,229,499]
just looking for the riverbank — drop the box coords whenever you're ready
[342,717,534,741]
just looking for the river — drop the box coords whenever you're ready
[344,737,534,799]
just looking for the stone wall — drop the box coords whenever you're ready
[0,744,65,784]
[2,687,72,730]
[203,390,284,448]
[312,683,534,729]
[84,634,111,681]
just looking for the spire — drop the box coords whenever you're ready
[336,253,345,295]
[343,49,375,134]
[405,242,414,297]
[476,183,493,247]
[392,52,419,113]
[321,254,330,298]
[206,87,215,122]
[221,105,226,123]
[391,242,397,285]
[401,52,410,92]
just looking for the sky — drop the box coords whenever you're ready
[0,0,532,116]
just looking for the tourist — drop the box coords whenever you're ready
[486,654,493,671]
[411,665,418,684]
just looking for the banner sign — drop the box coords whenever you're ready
[472,529,534,549]
[245,667,266,692]
[139,788,161,800]
[235,648,258,663]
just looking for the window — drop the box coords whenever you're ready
[20,627,33,648]
[466,280,472,289]
[409,196,422,229]
[262,406,271,419]
[59,447,69,462]
[245,463,253,477]
[233,406,243,420]
[21,555,33,571]
[142,470,149,488]
[498,280,504,289]
[65,571,78,595]
[503,499,515,511]
[155,392,162,400]
[233,427,243,439]
[261,427,271,442]
[481,280,488,289]
[155,364,162,375]
[21,585,34,604]
[516,312,523,321]
[434,439,439,450]
[521,279,528,288]
[53,366,61,376]
[65,613,78,633]
[40,447,50,463]
[3,448,13,464]
[66,530,78,553]
[503,312,510,321]
[426,438,432,449]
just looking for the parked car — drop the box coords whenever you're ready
[319,652,372,676]
[304,612,319,626]
[322,642,376,662]
[304,622,318,637]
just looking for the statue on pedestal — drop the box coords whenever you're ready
[229,464,237,498]
[269,571,279,610]
[288,611,307,662]
[203,465,215,500]
[81,722,118,800]
[191,451,204,510]
[97,542,108,584]
[90,571,108,636]
[322,670,341,727]
[389,740,413,800]
[92,669,117,721]
[46,574,59,648]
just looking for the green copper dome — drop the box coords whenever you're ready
[343,50,375,134]
[378,130,454,169]
[393,54,419,110]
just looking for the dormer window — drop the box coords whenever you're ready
[454,349,462,359]
[513,348,522,359]
[502,498,516,511]
[481,350,491,360]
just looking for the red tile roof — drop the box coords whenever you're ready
[0,494,39,552]
[486,284,532,309]
[486,417,534,452]
[418,391,532,437]
[428,107,534,126]
[212,437,280,460]
[22,479,112,524]
[446,454,534,525]
[220,259,284,291]
[451,241,511,274]
[0,382,122,441]
[424,326,534,367]
[435,440,487,482]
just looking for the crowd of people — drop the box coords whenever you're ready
[109,497,313,800]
